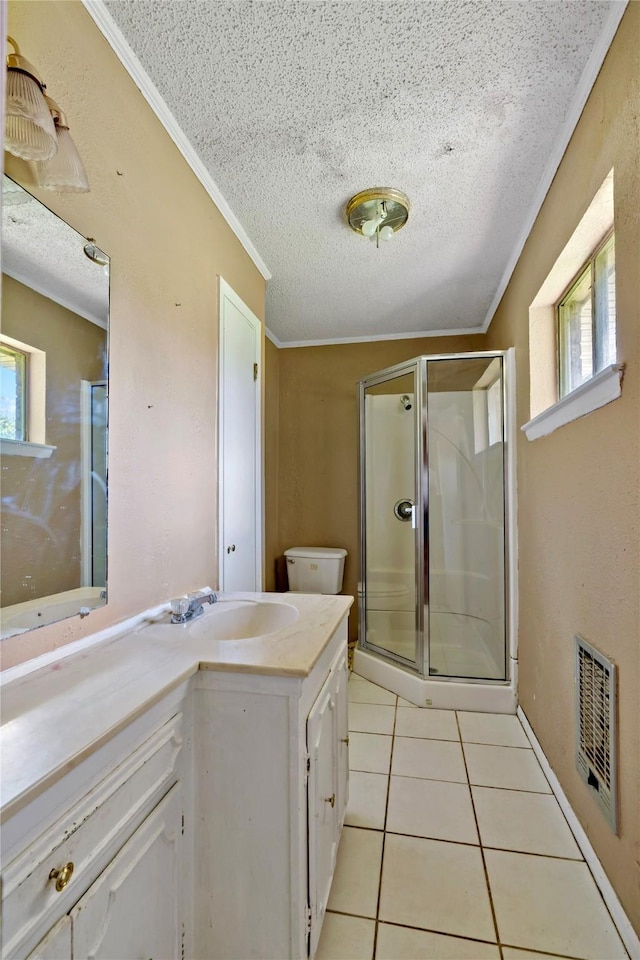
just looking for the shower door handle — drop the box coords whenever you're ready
[394,499,415,522]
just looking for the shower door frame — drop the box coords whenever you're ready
[359,350,514,684]
[359,357,427,674]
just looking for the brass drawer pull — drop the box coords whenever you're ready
[49,862,74,892]
[341,736,349,745]
[324,794,336,808]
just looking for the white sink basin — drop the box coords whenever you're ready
[189,600,299,641]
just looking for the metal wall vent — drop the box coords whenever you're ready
[575,635,618,833]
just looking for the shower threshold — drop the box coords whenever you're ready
[353,647,517,714]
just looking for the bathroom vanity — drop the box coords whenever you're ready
[0,593,352,959]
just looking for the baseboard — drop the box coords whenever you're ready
[517,706,640,960]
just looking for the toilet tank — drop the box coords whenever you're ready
[284,547,347,595]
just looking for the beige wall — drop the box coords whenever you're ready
[1,277,107,605]
[266,334,486,642]
[2,1,265,668]
[485,5,639,933]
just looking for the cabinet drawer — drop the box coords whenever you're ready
[2,713,182,959]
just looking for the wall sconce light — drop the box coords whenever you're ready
[346,188,410,248]
[4,36,89,193]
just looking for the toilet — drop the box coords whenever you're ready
[284,547,347,594]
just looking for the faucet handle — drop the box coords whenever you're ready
[170,598,190,621]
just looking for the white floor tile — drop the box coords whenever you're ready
[395,707,460,741]
[379,834,495,941]
[327,826,383,919]
[387,776,478,844]
[485,849,628,959]
[315,912,375,960]
[472,786,582,858]
[457,711,530,748]
[392,737,467,783]
[349,702,396,735]
[345,771,388,830]
[397,696,419,708]
[463,743,551,793]
[349,677,397,705]
[349,732,392,774]
[376,923,500,959]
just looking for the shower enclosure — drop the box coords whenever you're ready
[355,352,516,712]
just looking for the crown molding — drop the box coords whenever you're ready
[482,0,628,333]
[81,0,271,282]
[2,266,108,329]
[268,326,485,349]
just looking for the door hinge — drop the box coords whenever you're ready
[306,903,313,935]
[253,362,258,381]
[304,752,310,786]
[181,813,185,836]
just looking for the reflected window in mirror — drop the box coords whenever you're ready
[1,175,109,639]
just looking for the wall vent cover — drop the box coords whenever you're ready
[575,634,618,833]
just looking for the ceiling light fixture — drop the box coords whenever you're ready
[4,36,90,193]
[346,188,410,248]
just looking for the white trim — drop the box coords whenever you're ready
[81,0,271,283]
[0,438,55,459]
[522,363,623,440]
[80,381,92,586]
[518,706,640,960]
[482,1,628,333]
[2,266,107,329]
[271,325,485,349]
[218,277,263,592]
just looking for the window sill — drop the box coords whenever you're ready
[1,438,56,459]
[522,364,624,441]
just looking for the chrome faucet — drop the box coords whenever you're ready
[170,590,218,623]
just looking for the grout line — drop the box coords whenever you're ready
[371,694,397,960]
[455,711,504,960]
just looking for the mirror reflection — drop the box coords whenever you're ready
[1,176,109,639]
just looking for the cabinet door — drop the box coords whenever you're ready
[71,783,182,960]
[334,651,349,828]
[26,917,71,960]
[307,670,340,958]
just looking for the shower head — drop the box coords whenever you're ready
[400,395,412,411]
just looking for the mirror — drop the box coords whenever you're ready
[1,176,109,639]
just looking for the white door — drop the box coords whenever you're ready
[219,278,262,592]
[71,784,182,960]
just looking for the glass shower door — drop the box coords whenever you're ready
[425,356,507,680]
[361,366,422,671]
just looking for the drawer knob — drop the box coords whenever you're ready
[324,793,336,808]
[49,862,74,892]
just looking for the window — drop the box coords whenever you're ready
[0,344,27,441]
[557,232,616,398]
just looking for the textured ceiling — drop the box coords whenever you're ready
[2,177,109,327]
[104,1,616,344]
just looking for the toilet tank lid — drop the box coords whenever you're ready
[284,547,347,559]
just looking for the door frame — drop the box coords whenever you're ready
[217,276,263,591]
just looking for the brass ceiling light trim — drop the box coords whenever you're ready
[346,188,410,247]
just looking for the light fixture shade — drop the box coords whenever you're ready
[5,68,57,161]
[346,188,410,238]
[35,126,90,193]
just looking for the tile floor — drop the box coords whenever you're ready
[316,673,629,960]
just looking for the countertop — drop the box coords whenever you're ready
[0,592,353,823]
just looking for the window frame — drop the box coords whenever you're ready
[557,229,615,399]
[0,343,28,442]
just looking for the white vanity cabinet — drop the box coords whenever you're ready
[2,700,187,960]
[192,615,349,959]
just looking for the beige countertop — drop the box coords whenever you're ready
[0,592,353,823]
